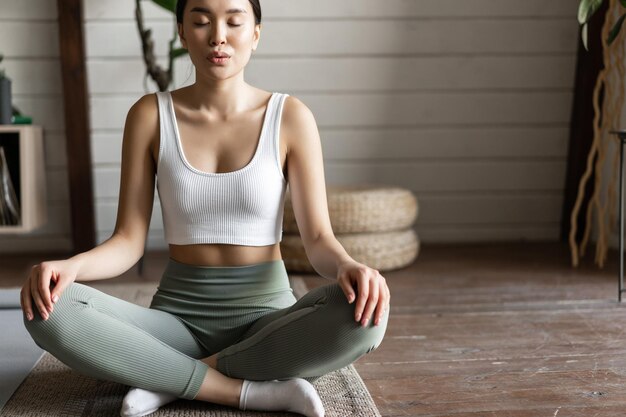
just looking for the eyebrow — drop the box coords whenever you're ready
[190,7,247,15]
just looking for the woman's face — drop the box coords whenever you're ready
[178,0,260,80]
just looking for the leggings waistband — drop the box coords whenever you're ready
[157,258,292,300]
[166,257,285,272]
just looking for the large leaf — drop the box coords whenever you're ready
[170,47,188,59]
[151,0,176,13]
[621,0,626,8]
[582,22,589,51]
[578,0,605,25]
[608,13,626,45]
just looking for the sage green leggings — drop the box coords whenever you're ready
[23,258,389,400]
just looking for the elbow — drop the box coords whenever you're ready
[306,229,335,251]
[312,230,334,243]
[112,231,146,263]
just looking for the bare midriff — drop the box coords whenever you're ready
[168,243,283,267]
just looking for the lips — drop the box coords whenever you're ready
[210,51,230,58]
[208,55,229,65]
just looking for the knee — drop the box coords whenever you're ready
[359,301,389,354]
[322,282,389,354]
[23,282,85,347]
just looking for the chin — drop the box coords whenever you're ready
[202,69,241,81]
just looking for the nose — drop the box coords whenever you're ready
[209,22,226,46]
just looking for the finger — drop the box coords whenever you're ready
[337,272,356,304]
[31,283,48,320]
[354,272,370,323]
[38,264,54,313]
[375,278,389,326]
[21,282,34,321]
[360,276,380,327]
[30,271,49,321]
[49,271,65,304]
[24,268,37,321]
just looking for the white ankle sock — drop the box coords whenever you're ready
[120,387,178,417]
[238,378,325,417]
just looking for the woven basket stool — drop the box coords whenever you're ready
[280,184,420,273]
[283,184,418,234]
[281,229,420,273]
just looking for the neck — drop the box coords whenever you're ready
[188,70,251,116]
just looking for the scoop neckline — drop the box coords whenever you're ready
[167,91,275,176]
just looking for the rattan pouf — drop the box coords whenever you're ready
[280,184,420,273]
[283,184,418,233]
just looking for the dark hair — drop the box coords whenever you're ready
[176,0,261,25]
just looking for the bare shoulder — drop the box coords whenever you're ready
[127,93,159,127]
[124,93,160,162]
[282,95,316,128]
[281,95,319,152]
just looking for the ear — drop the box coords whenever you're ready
[252,23,261,51]
[178,23,187,49]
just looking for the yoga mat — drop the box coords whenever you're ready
[0,287,21,308]
[0,297,45,413]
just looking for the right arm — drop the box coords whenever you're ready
[21,93,159,321]
[71,93,159,282]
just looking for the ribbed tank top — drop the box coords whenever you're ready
[154,91,289,246]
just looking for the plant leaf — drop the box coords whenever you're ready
[170,48,188,59]
[582,22,589,51]
[608,13,626,44]
[578,0,605,25]
[621,0,626,8]
[151,0,176,13]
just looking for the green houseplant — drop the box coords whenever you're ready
[578,0,626,50]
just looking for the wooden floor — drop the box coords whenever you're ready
[2,241,626,416]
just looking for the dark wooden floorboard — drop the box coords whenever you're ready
[2,241,625,416]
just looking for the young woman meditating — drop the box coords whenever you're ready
[20,1,390,416]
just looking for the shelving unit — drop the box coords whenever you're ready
[0,125,47,233]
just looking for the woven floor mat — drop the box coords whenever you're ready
[0,279,381,417]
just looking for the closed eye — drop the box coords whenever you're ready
[193,23,242,27]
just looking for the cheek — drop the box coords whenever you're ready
[234,25,257,44]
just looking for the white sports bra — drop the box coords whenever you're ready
[154,91,289,246]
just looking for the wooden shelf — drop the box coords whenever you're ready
[0,125,47,233]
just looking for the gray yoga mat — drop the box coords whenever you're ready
[0,287,21,309]
[0,300,45,413]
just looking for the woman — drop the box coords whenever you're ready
[20,0,390,416]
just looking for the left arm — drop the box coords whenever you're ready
[282,96,390,327]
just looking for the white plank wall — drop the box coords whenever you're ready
[0,0,581,254]
[0,1,71,254]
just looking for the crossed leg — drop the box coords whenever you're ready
[213,281,389,383]
[23,282,241,404]
[23,280,387,416]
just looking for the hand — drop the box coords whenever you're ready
[336,260,390,327]
[21,259,80,321]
